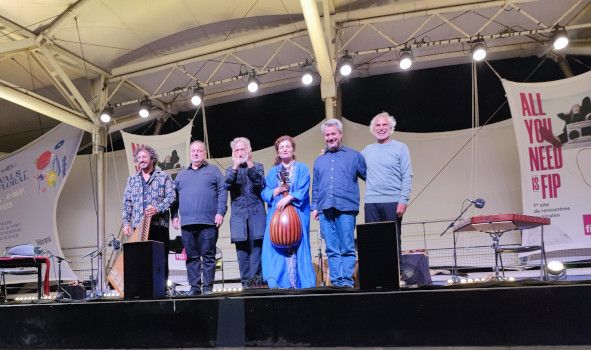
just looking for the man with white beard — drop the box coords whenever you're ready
[361,112,413,247]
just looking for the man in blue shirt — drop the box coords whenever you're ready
[171,141,227,296]
[312,118,366,288]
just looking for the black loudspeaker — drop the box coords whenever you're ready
[124,241,165,300]
[356,221,400,291]
[62,284,85,300]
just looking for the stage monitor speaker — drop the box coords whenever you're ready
[356,221,400,291]
[123,240,165,300]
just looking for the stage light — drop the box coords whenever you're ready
[191,87,203,106]
[301,62,314,85]
[99,105,113,123]
[471,39,487,62]
[338,51,353,76]
[138,98,151,118]
[247,71,260,93]
[546,260,566,276]
[552,26,569,50]
[399,48,413,70]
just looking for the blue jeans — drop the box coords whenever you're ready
[181,224,218,293]
[319,208,357,287]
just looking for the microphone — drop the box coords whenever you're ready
[468,198,486,209]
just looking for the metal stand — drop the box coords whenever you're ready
[488,229,505,280]
[41,249,72,299]
[53,255,71,299]
[316,228,325,287]
[82,240,110,299]
[440,202,476,283]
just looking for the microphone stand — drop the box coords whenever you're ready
[81,240,110,299]
[44,250,71,299]
[440,201,475,283]
[316,227,325,287]
[54,255,71,300]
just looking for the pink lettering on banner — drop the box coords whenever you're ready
[520,92,546,117]
[519,90,562,199]
[584,215,591,236]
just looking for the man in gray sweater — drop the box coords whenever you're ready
[172,141,227,296]
[361,112,413,245]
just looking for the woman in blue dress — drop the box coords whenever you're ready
[261,135,316,288]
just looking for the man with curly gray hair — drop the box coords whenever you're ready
[362,112,413,246]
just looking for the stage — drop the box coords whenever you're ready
[1,280,591,348]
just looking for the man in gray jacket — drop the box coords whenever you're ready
[224,137,266,288]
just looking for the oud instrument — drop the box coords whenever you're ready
[269,168,302,249]
[107,214,151,297]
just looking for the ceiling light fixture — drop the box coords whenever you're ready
[470,38,487,62]
[191,86,204,106]
[301,61,314,85]
[99,105,113,123]
[138,98,151,118]
[399,47,413,70]
[247,71,260,93]
[338,51,353,76]
[552,25,569,51]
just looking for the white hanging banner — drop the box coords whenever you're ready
[0,123,83,281]
[502,71,591,254]
[120,122,193,176]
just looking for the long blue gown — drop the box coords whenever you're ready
[261,161,316,288]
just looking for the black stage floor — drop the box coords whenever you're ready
[1,280,591,349]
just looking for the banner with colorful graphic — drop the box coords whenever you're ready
[502,72,591,255]
[120,122,193,176]
[0,123,83,281]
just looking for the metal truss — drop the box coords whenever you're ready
[1,0,591,132]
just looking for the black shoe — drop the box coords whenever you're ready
[244,275,258,289]
[244,275,266,289]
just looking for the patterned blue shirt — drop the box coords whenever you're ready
[122,167,176,228]
[311,145,366,213]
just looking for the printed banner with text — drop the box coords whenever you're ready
[0,123,83,281]
[502,72,591,254]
